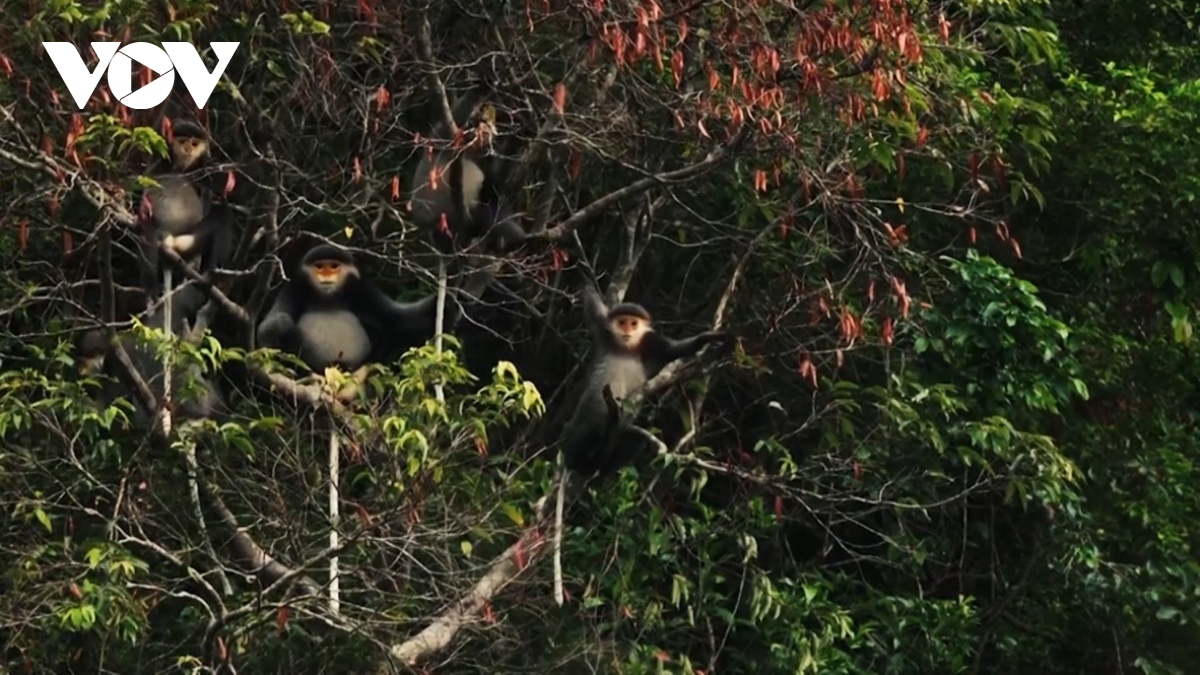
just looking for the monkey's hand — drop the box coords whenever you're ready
[257,314,298,349]
[700,332,736,354]
[297,372,325,388]
[321,366,366,405]
[601,383,618,409]
[298,371,360,406]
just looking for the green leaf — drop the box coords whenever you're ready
[34,508,51,532]
[502,503,525,528]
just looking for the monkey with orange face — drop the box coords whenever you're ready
[560,283,735,477]
[256,244,492,403]
[138,119,235,324]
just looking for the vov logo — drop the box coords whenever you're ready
[42,41,239,111]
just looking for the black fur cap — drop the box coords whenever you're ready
[608,302,651,322]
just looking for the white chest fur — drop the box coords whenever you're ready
[297,308,371,369]
[604,354,647,400]
[150,175,206,234]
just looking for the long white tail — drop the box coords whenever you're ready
[328,431,341,616]
[553,454,567,606]
[433,258,447,404]
[160,268,174,436]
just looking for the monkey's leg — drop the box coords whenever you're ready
[168,233,198,255]
[328,430,341,616]
[554,454,568,606]
[594,385,624,473]
[432,257,447,403]
[625,425,669,456]
[333,365,370,405]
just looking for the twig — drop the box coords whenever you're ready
[417,11,459,138]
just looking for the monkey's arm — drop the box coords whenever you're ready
[580,285,610,336]
[357,284,451,361]
[257,286,303,349]
[165,204,234,266]
[136,213,163,297]
[198,205,235,271]
[655,331,735,364]
[374,264,493,332]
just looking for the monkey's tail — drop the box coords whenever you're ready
[553,451,567,606]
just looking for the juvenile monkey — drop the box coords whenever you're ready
[560,284,735,476]
[408,76,527,403]
[552,281,735,605]
[75,306,225,428]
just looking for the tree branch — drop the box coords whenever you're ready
[200,476,323,597]
[537,126,752,242]
[417,11,459,138]
[380,491,557,670]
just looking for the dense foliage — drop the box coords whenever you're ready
[0,0,1197,673]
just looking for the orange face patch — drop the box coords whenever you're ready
[311,260,344,283]
[614,316,642,334]
[610,315,647,346]
[172,137,208,169]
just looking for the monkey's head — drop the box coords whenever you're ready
[608,303,652,350]
[170,121,210,171]
[74,329,110,375]
[302,245,359,296]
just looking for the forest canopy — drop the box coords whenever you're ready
[0,0,1198,673]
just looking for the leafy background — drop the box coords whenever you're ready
[0,0,1197,673]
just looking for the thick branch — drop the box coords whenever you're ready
[380,492,558,670]
[607,195,662,304]
[200,477,323,596]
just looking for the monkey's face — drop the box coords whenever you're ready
[610,314,649,350]
[78,355,106,376]
[75,331,109,375]
[172,136,209,170]
[307,259,355,295]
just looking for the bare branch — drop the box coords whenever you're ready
[159,245,253,324]
[381,493,557,669]
[537,126,751,242]
[200,476,323,597]
[417,11,459,138]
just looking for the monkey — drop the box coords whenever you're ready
[560,283,736,477]
[550,280,735,605]
[409,77,531,404]
[75,305,225,429]
[137,119,235,325]
[409,81,527,256]
[256,244,490,402]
